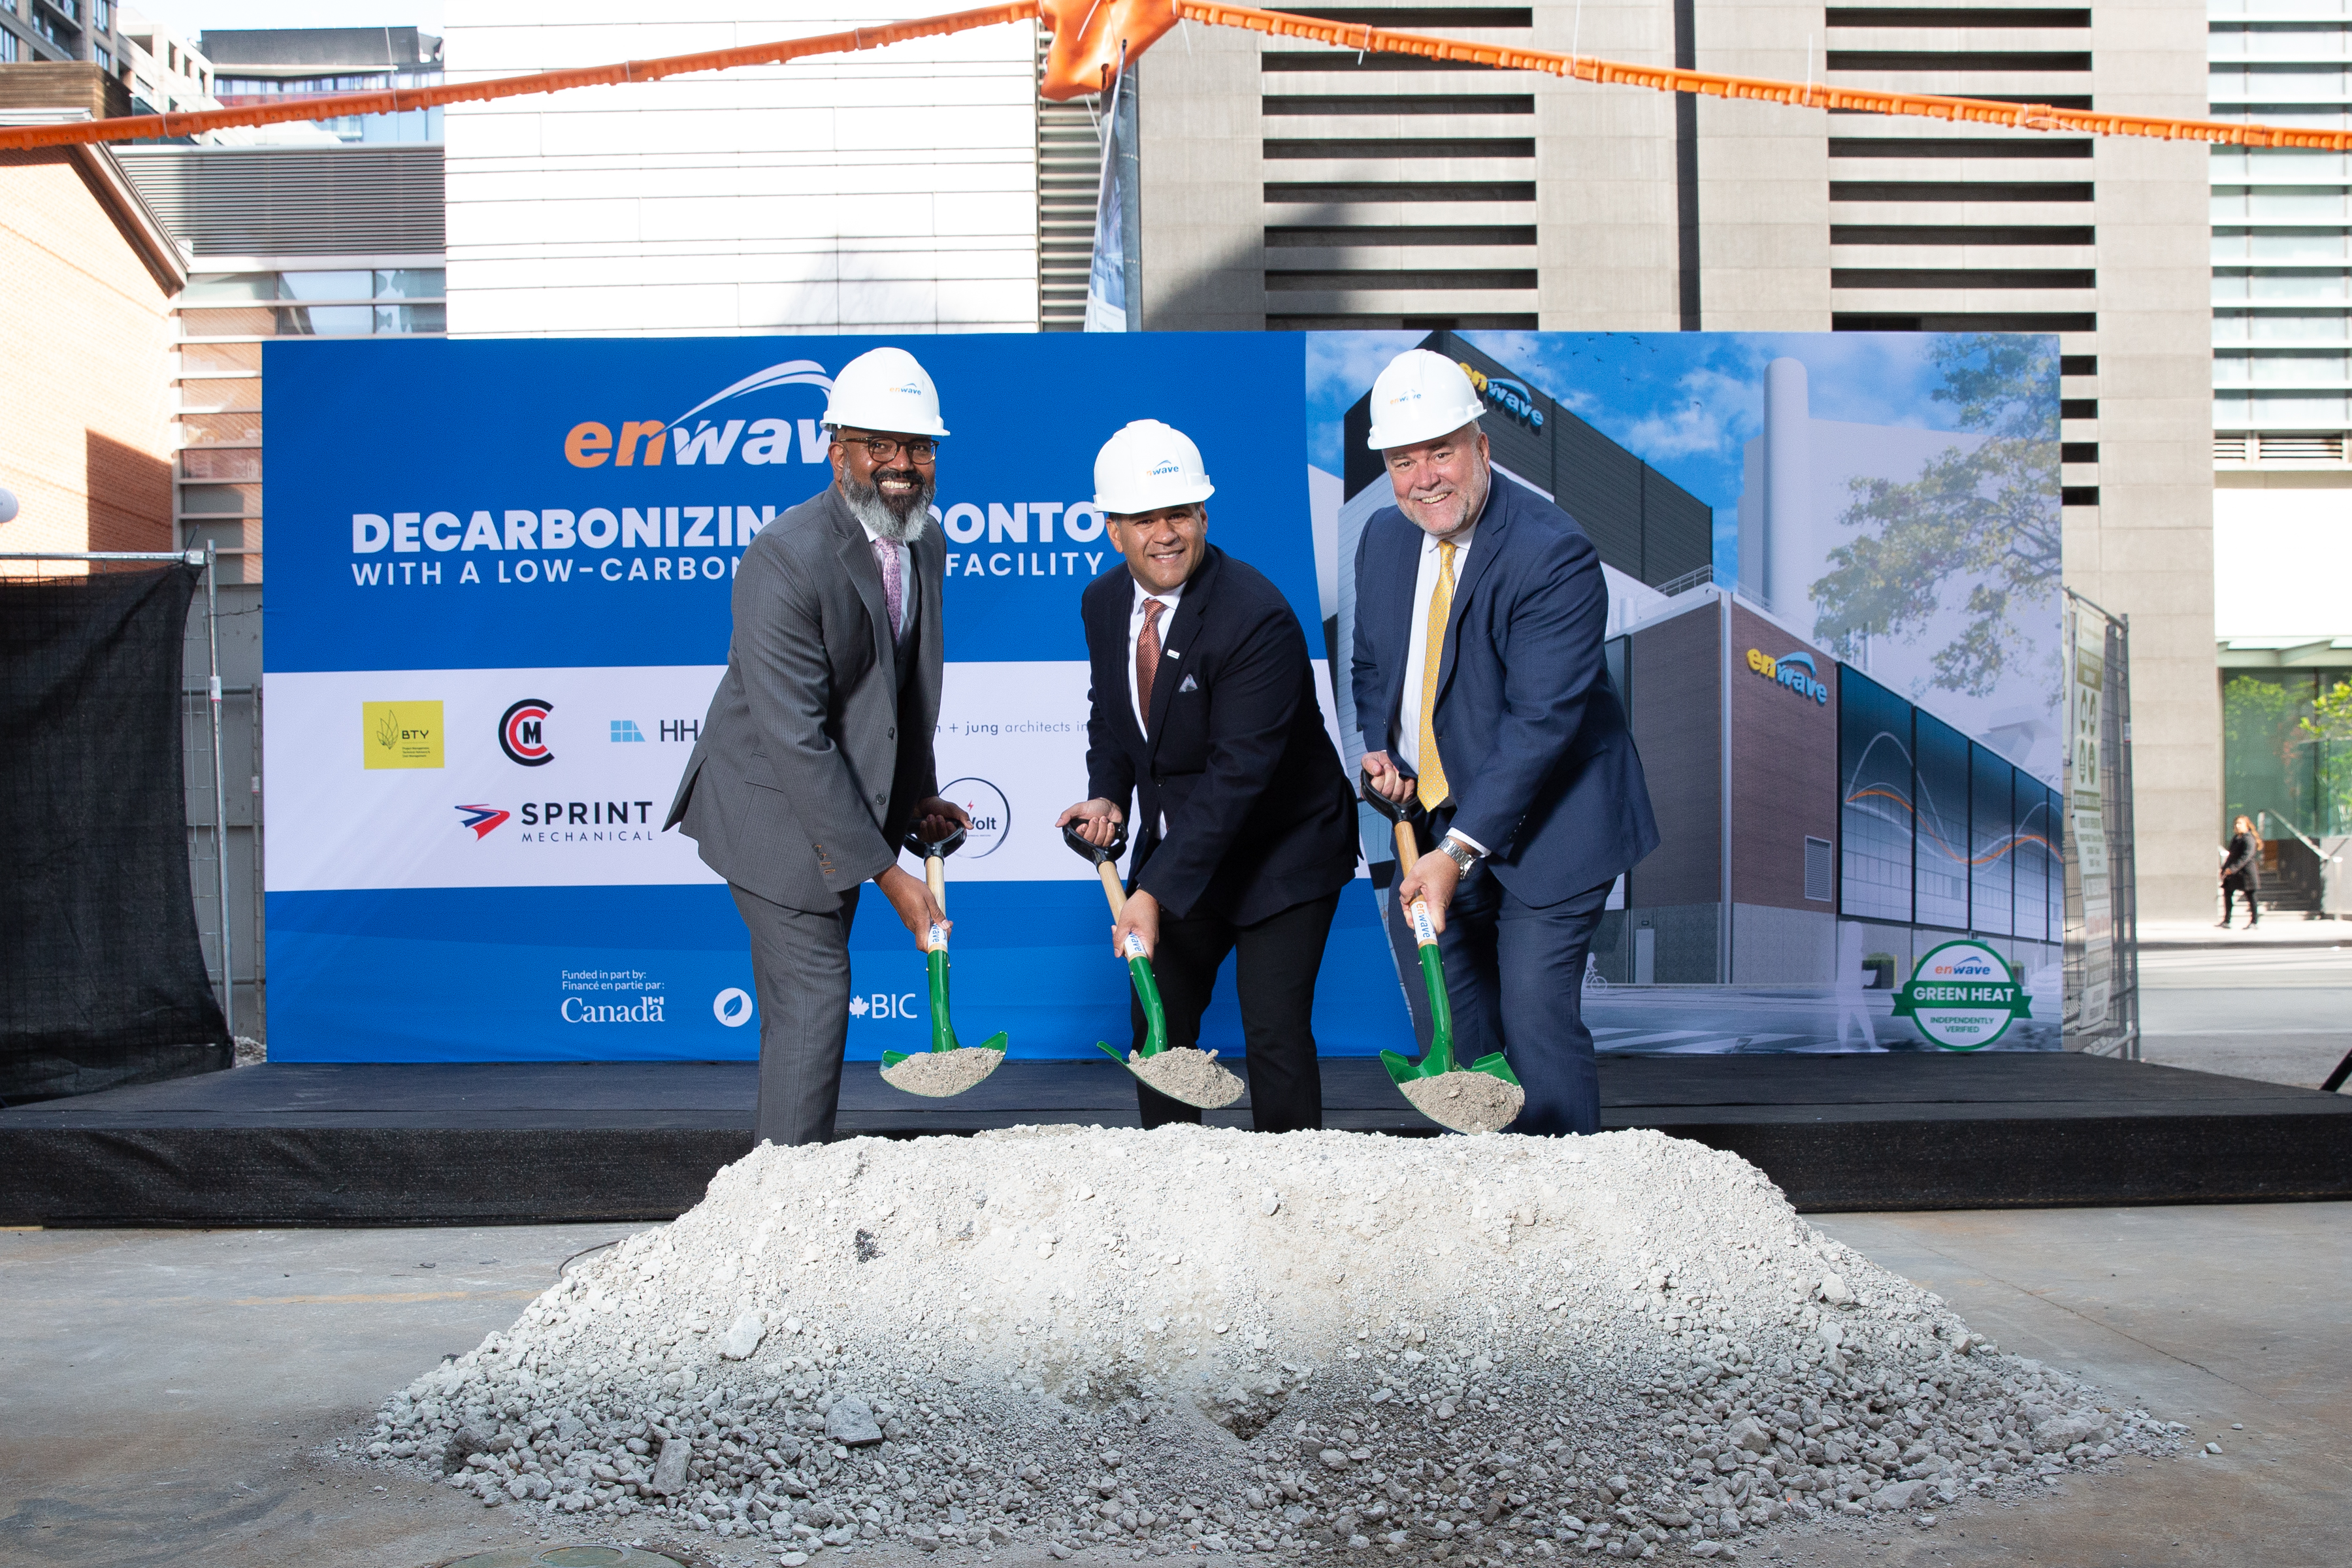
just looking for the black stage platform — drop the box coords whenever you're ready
[3,1053,2346,1226]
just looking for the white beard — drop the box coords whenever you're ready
[840,472,934,542]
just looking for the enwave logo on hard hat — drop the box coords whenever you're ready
[561,359,836,468]
[1149,459,1181,476]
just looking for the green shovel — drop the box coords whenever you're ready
[1360,770,1524,1132]
[1062,819,1243,1110]
[878,823,1008,1095]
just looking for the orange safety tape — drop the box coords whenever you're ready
[0,0,2336,155]
[1183,0,2351,150]
[0,1,1041,151]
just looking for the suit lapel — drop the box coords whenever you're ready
[1437,484,1512,706]
[829,490,896,681]
[1381,518,1422,740]
[1144,547,1217,766]
[1096,567,1148,751]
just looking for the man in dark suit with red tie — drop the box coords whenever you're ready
[1056,419,1359,1132]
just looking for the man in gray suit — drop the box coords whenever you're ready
[665,346,970,1146]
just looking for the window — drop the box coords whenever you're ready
[1913,710,1972,931]
[95,43,111,73]
[0,29,15,63]
[93,0,107,30]
[1837,667,1915,924]
[1970,745,2014,937]
[1804,838,1834,904]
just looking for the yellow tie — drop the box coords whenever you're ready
[1416,540,1456,813]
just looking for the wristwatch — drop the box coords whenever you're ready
[1437,834,1482,875]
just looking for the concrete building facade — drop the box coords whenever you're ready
[1135,0,2215,923]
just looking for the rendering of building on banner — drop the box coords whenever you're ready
[1326,331,2063,1007]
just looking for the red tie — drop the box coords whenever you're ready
[1136,598,1165,735]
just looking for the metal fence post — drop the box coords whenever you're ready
[204,542,234,1039]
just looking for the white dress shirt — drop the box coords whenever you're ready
[1126,579,1183,836]
[857,518,913,645]
[1396,515,1488,856]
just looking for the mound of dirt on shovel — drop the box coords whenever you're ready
[1126,1047,1245,1109]
[1398,1071,1524,1134]
[363,1126,2180,1562]
[879,1047,1005,1098]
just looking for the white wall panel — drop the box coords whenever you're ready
[446,1,1041,336]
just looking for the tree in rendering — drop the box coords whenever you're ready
[1809,335,2063,702]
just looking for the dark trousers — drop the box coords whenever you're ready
[1434,864,1614,1137]
[731,881,860,1147]
[2223,874,2259,924]
[1131,890,1341,1134]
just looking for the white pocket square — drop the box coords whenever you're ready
[1177,673,1199,694]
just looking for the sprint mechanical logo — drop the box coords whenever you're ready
[1746,647,1830,705]
[455,804,510,839]
[499,698,555,766]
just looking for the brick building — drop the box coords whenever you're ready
[0,144,184,557]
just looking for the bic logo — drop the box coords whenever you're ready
[849,994,921,1020]
[500,698,555,766]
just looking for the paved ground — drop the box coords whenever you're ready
[2,1197,2342,1568]
[2138,941,2352,1089]
[4,935,2341,1568]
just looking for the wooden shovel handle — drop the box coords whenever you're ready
[1098,860,1127,916]
[926,855,947,910]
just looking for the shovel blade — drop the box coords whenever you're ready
[1465,1051,1522,1087]
[1379,1048,1424,1086]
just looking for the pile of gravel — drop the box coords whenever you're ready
[363,1126,2182,1562]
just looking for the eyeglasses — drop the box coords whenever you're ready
[838,433,938,465]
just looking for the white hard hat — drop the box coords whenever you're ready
[1365,348,1486,450]
[823,346,949,438]
[1093,419,1215,515]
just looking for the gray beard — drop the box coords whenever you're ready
[840,470,934,542]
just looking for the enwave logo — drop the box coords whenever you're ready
[1461,365,1546,430]
[562,360,837,469]
[1933,956,1998,978]
[1746,647,1830,705]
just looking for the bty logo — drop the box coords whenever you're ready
[939,776,1012,858]
[500,698,555,766]
[363,700,444,769]
[455,803,510,839]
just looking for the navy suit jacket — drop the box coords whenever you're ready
[1083,544,1359,925]
[1350,474,1658,905]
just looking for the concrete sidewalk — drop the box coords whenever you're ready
[2140,941,2352,1090]
[2,1201,2342,1568]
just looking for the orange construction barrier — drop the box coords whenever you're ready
[0,0,2340,152]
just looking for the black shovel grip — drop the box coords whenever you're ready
[1358,766,1427,827]
[1060,817,1129,866]
[903,821,968,861]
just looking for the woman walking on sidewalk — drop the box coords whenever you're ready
[2219,814,2263,927]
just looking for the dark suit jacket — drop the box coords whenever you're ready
[1350,473,1658,905]
[664,485,943,911]
[1082,544,1358,926]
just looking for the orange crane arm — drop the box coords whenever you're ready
[0,0,2332,154]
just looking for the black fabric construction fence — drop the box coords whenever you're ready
[2,564,231,1104]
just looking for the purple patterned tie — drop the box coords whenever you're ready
[872,538,904,646]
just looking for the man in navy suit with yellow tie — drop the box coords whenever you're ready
[1351,350,1659,1136]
